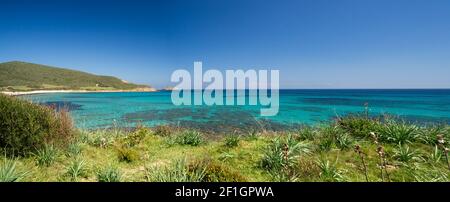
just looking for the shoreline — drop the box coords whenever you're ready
[1,88,158,96]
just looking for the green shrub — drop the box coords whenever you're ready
[224,135,240,148]
[120,127,148,147]
[34,144,58,167]
[337,115,380,138]
[116,146,140,163]
[175,130,204,146]
[0,158,27,182]
[66,158,87,181]
[0,94,74,156]
[97,166,122,182]
[145,158,205,182]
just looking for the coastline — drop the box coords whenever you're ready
[1,88,158,96]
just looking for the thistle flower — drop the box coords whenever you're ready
[354,145,362,154]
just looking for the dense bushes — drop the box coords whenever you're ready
[0,94,74,156]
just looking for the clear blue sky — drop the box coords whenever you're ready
[1,0,450,89]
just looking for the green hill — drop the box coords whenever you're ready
[0,61,149,91]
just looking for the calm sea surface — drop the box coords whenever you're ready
[21,89,450,133]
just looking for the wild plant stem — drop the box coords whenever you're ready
[359,153,369,182]
[445,152,450,171]
[379,157,384,182]
[382,157,391,182]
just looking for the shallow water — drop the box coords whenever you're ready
[21,89,450,133]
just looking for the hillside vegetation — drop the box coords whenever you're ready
[0,61,148,91]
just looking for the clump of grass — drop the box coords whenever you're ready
[120,127,148,147]
[427,146,442,164]
[335,133,353,150]
[65,142,82,157]
[297,126,316,141]
[80,129,119,148]
[418,126,446,145]
[378,120,419,144]
[412,167,449,182]
[97,166,122,182]
[315,125,347,152]
[295,157,321,181]
[218,152,236,162]
[260,135,311,174]
[0,158,27,182]
[34,144,58,167]
[188,158,247,182]
[245,130,260,141]
[316,158,345,182]
[116,146,140,163]
[317,137,334,152]
[145,158,206,182]
[393,144,421,163]
[153,125,174,137]
[66,158,87,181]
[224,135,240,148]
[174,130,204,146]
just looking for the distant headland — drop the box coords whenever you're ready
[0,61,157,95]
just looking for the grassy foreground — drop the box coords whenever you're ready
[1,93,450,182]
[1,117,450,182]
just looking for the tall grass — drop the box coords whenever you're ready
[378,120,419,144]
[393,144,422,163]
[224,135,240,148]
[174,130,204,146]
[66,158,87,181]
[145,158,206,182]
[261,135,311,173]
[316,158,345,182]
[34,144,58,167]
[0,158,27,182]
[97,166,122,182]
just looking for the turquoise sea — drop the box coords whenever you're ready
[21,89,450,133]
